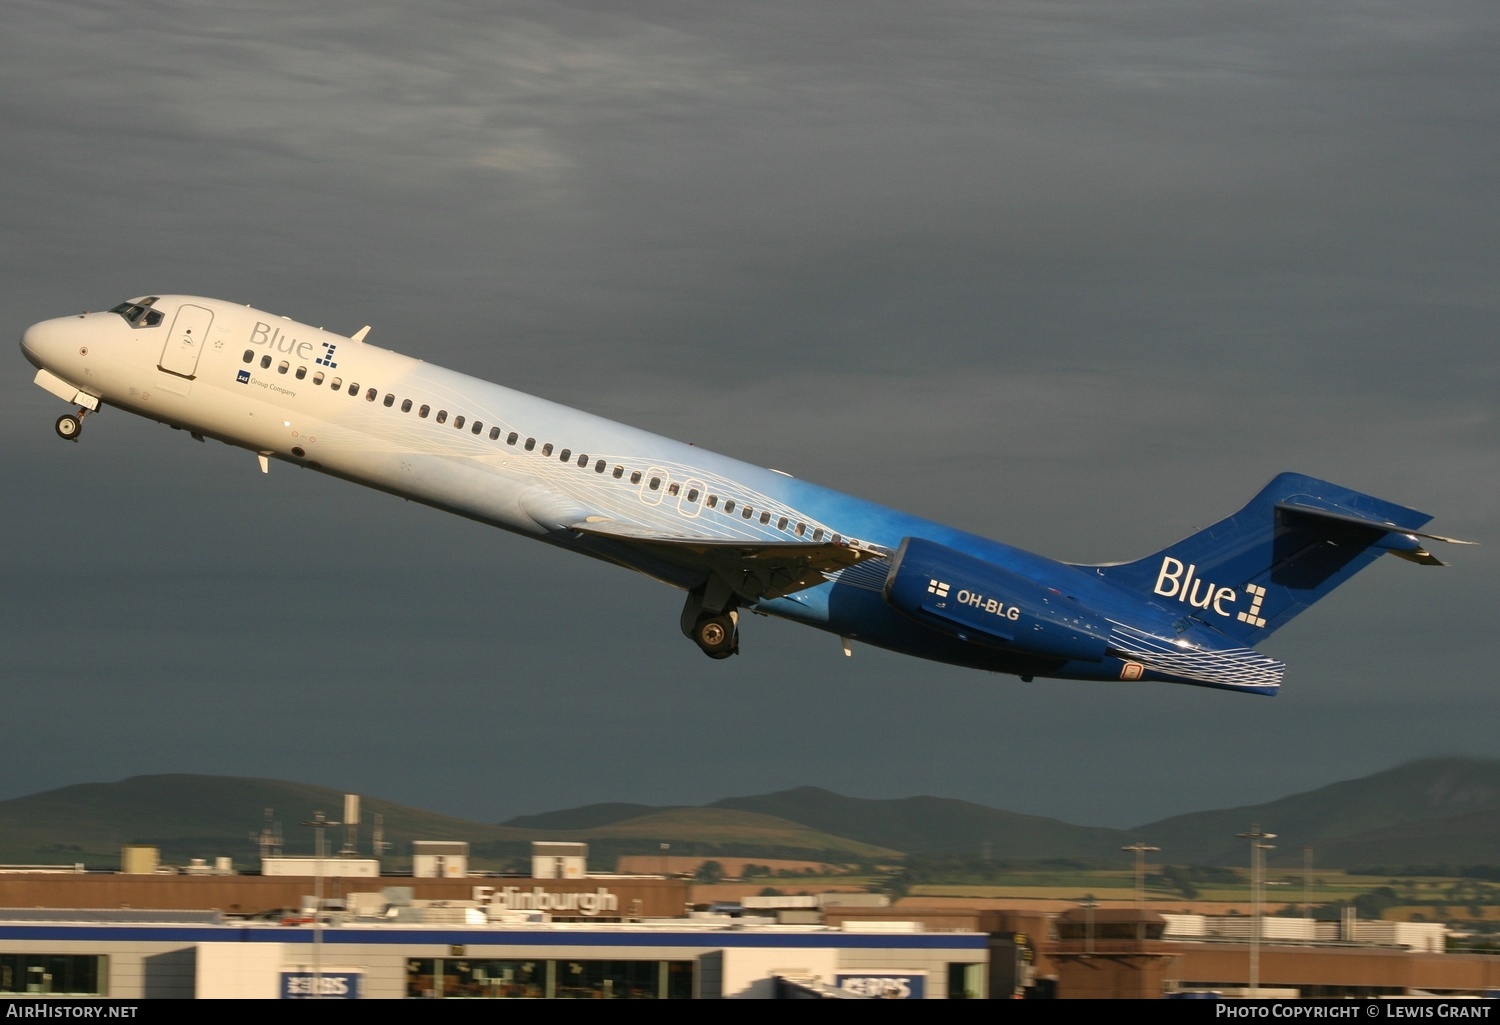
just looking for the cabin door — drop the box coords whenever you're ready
[159,303,214,378]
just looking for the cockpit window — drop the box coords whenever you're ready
[110,297,163,328]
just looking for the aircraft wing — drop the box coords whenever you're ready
[567,519,886,601]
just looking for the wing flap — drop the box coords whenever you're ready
[568,519,885,601]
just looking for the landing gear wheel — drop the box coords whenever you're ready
[55,413,82,442]
[693,612,738,660]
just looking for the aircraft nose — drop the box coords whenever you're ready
[20,317,69,371]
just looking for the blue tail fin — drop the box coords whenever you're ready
[1094,473,1438,645]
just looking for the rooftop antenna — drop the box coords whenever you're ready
[371,813,391,861]
[341,794,360,857]
[250,807,283,859]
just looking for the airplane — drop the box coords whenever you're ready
[20,295,1472,695]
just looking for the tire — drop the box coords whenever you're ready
[693,613,736,658]
[55,414,82,441]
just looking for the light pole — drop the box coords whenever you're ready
[301,811,343,999]
[1121,842,1160,907]
[1237,825,1276,997]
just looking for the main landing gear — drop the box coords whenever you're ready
[55,409,89,442]
[681,583,740,660]
[691,611,739,660]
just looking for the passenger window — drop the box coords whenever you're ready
[812,528,823,541]
[723,500,735,514]
[419,404,430,418]
[560,449,571,462]
[541,443,553,456]
[366,388,377,402]
[489,427,501,440]
[577,454,588,467]
[649,477,661,491]
[348,382,359,395]
[832,534,842,544]
[260,355,272,369]
[472,421,483,435]
[383,393,395,407]
[295,367,307,380]
[436,410,448,424]
[454,415,465,429]
[795,522,806,536]
[595,460,606,473]
[612,466,624,479]
[667,483,680,497]
[778,516,789,530]
[687,489,700,503]
[277,361,289,374]
[525,438,536,451]
[761,512,772,525]
[507,432,518,445]
[242,350,254,364]
[401,399,412,412]
[630,470,641,484]
[742,506,754,519]
[313,372,324,385]
[330,377,342,389]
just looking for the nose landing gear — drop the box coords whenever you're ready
[55,409,88,442]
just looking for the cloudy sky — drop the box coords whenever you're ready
[2,0,1496,837]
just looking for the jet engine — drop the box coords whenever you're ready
[882,537,1111,662]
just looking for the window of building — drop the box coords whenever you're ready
[0,954,106,996]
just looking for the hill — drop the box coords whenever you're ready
[1134,758,1500,866]
[0,776,893,870]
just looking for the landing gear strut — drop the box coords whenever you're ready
[55,409,87,442]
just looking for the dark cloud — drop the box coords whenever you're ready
[2,0,1495,832]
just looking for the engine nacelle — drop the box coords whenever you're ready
[883,537,1111,662]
